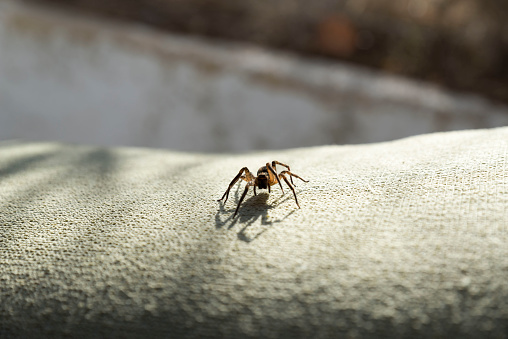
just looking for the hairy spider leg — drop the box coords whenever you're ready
[279,170,309,184]
[234,183,254,217]
[279,173,300,208]
[279,170,309,208]
[218,167,254,203]
[272,160,294,185]
[266,163,284,193]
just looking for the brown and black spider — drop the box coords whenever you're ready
[217,161,309,217]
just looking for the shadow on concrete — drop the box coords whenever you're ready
[0,142,120,240]
[0,151,58,181]
[215,185,296,242]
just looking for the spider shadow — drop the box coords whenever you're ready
[215,185,295,242]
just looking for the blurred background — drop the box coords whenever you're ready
[1,0,507,152]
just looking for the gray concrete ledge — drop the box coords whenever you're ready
[1,127,508,337]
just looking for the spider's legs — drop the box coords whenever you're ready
[279,173,300,208]
[272,161,294,185]
[266,162,284,194]
[234,183,253,217]
[218,167,254,203]
[279,170,309,184]
[253,186,257,196]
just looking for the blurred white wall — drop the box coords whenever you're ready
[1,0,507,152]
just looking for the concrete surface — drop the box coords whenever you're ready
[1,0,508,152]
[1,127,508,337]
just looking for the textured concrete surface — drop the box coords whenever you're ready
[1,0,508,152]
[1,127,508,338]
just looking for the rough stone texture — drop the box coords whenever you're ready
[1,127,508,338]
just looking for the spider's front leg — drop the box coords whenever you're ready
[266,162,284,194]
[279,173,300,208]
[272,160,294,185]
[280,170,309,184]
[217,167,254,203]
[234,182,254,217]
[279,170,309,209]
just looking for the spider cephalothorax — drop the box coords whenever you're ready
[217,160,309,217]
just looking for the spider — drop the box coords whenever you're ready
[217,160,309,217]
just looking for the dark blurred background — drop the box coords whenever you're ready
[2,0,507,151]
[31,0,508,104]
